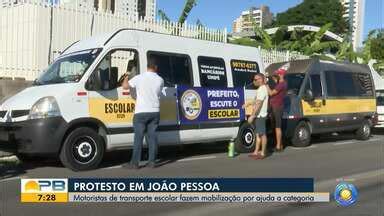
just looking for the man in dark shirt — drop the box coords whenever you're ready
[266,69,288,152]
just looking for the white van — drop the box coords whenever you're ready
[0,29,264,170]
[376,90,384,127]
[369,61,384,128]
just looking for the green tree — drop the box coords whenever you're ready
[274,0,349,35]
[158,0,197,24]
[230,23,340,58]
[287,23,340,56]
[370,30,384,61]
[158,9,170,22]
[231,25,291,49]
[178,0,197,24]
[335,40,358,63]
[362,29,384,72]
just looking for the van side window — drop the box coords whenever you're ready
[353,73,373,97]
[310,74,322,98]
[91,49,139,90]
[325,71,355,97]
[324,71,373,97]
[198,56,227,87]
[230,59,260,88]
[111,50,139,81]
[147,52,192,87]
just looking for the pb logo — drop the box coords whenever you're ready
[21,179,68,193]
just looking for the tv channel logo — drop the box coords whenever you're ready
[334,182,358,206]
[21,179,68,193]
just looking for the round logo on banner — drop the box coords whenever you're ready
[180,90,202,120]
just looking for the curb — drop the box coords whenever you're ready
[0,155,19,164]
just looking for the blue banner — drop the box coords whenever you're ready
[68,178,313,193]
[177,86,245,124]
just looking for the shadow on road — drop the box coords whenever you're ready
[372,128,384,135]
[99,142,229,169]
[0,162,26,180]
[0,141,229,178]
[1,130,382,179]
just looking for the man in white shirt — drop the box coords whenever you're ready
[248,74,269,159]
[122,57,164,169]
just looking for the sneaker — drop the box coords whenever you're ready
[122,163,140,169]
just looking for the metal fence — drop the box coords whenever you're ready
[260,49,309,68]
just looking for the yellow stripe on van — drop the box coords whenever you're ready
[89,98,178,124]
[159,98,178,122]
[302,99,376,116]
[89,98,136,123]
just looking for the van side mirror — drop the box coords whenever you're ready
[303,89,314,102]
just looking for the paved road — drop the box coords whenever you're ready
[1,132,383,216]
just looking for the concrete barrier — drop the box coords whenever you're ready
[0,78,32,101]
[0,78,32,158]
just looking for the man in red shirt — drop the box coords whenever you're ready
[267,67,288,152]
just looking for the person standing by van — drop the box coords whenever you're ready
[248,74,269,159]
[267,66,288,152]
[122,57,164,169]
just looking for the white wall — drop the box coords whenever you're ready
[0,2,227,80]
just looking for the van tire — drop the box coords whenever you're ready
[355,119,371,141]
[235,122,256,153]
[59,127,104,171]
[291,121,311,147]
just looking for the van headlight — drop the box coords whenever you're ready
[29,97,61,120]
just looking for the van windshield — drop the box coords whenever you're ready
[377,90,384,106]
[34,49,102,85]
[285,73,305,95]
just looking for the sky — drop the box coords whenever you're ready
[157,0,383,40]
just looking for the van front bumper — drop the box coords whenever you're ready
[375,114,384,128]
[0,117,67,156]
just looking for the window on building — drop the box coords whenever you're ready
[147,52,192,87]
[198,56,227,87]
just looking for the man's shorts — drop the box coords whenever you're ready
[271,106,283,128]
[254,117,267,135]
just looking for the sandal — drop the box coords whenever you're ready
[274,148,284,152]
[252,155,266,160]
[248,153,259,158]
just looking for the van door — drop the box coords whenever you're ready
[302,73,329,133]
[147,51,194,144]
[87,49,139,148]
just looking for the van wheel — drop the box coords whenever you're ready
[355,119,371,140]
[291,121,311,147]
[235,122,256,153]
[59,127,104,171]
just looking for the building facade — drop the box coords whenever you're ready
[340,0,365,50]
[232,5,273,33]
[95,0,156,19]
[1,0,155,20]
